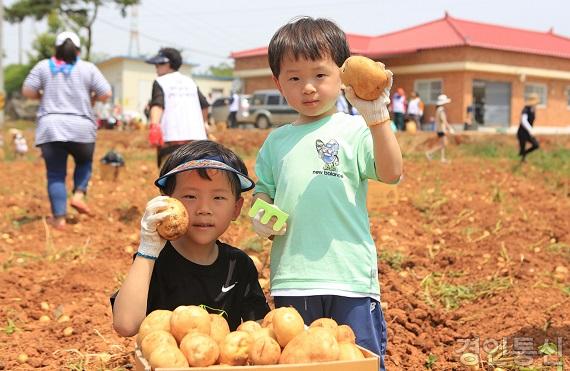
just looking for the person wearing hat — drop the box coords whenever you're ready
[425,94,455,163]
[111,140,269,336]
[517,93,540,162]
[145,48,210,167]
[22,31,112,230]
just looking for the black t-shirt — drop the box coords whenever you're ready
[111,241,269,331]
[149,81,210,110]
[521,105,535,126]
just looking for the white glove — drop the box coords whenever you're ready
[252,209,287,239]
[137,195,173,259]
[344,66,393,127]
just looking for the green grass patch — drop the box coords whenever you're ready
[421,272,512,310]
[458,140,517,159]
[379,249,405,271]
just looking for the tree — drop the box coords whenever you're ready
[208,62,234,78]
[5,0,139,61]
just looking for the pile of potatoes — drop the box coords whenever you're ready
[137,305,367,369]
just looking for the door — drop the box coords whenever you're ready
[472,80,511,127]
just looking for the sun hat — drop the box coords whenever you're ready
[436,94,452,106]
[525,92,540,105]
[145,48,183,70]
[155,157,255,191]
[55,31,81,48]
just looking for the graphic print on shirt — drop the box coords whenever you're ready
[315,139,342,176]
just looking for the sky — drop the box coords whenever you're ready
[3,0,569,74]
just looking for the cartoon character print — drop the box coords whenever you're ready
[316,139,340,171]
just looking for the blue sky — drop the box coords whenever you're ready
[3,0,568,73]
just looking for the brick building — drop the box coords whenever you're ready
[231,14,570,128]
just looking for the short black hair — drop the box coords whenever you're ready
[268,16,351,77]
[55,39,79,64]
[159,140,248,199]
[159,47,183,71]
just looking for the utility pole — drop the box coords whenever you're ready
[128,6,140,57]
[0,0,5,130]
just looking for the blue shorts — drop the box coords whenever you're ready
[274,295,387,371]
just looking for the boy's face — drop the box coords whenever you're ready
[170,169,243,248]
[273,55,341,124]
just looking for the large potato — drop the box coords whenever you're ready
[140,329,177,360]
[280,327,340,364]
[338,342,365,360]
[336,324,356,344]
[309,317,338,330]
[170,305,211,343]
[209,314,230,344]
[340,56,389,101]
[148,344,189,368]
[179,333,219,367]
[219,331,253,366]
[237,320,262,334]
[272,307,305,348]
[137,309,172,347]
[157,197,189,240]
[249,336,281,365]
[251,327,277,341]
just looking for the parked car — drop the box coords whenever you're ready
[243,89,297,129]
[208,95,250,126]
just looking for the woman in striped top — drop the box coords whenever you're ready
[22,31,112,230]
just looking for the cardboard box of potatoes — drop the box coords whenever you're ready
[134,305,379,371]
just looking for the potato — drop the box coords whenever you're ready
[251,327,277,341]
[280,327,340,364]
[148,344,189,368]
[157,197,189,240]
[237,320,262,334]
[219,331,252,366]
[261,309,275,329]
[309,317,338,330]
[140,330,177,360]
[179,333,219,367]
[209,314,230,344]
[170,305,211,343]
[340,56,389,100]
[338,342,365,360]
[249,336,281,365]
[137,309,172,347]
[272,307,305,348]
[336,324,356,344]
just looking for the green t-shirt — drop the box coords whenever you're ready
[254,112,380,296]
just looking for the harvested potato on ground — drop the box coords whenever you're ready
[148,344,189,368]
[237,320,262,334]
[340,56,389,100]
[280,327,340,364]
[179,332,219,367]
[309,317,338,330]
[157,197,189,240]
[272,307,305,348]
[137,309,172,347]
[249,336,281,365]
[170,305,211,343]
[219,331,253,366]
[336,324,356,344]
[338,342,365,360]
[140,330,177,360]
[209,314,230,344]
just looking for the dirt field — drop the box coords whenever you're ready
[0,125,569,370]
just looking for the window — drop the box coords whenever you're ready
[524,83,547,107]
[414,79,442,104]
[566,86,570,108]
[267,95,280,105]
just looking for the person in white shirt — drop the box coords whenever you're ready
[517,93,540,163]
[227,91,240,128]
[390,88,406,131]
[146,48,210,167]
[406,91,424,131]
[425,94,455,163]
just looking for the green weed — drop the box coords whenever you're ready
[2,318,19,335]
[424,354,438,369]
[379,249,405,271]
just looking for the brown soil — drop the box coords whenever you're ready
[0,127,568,370]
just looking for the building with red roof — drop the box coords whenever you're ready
[231,13,570,128]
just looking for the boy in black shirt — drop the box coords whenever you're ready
[112,140,269,336]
